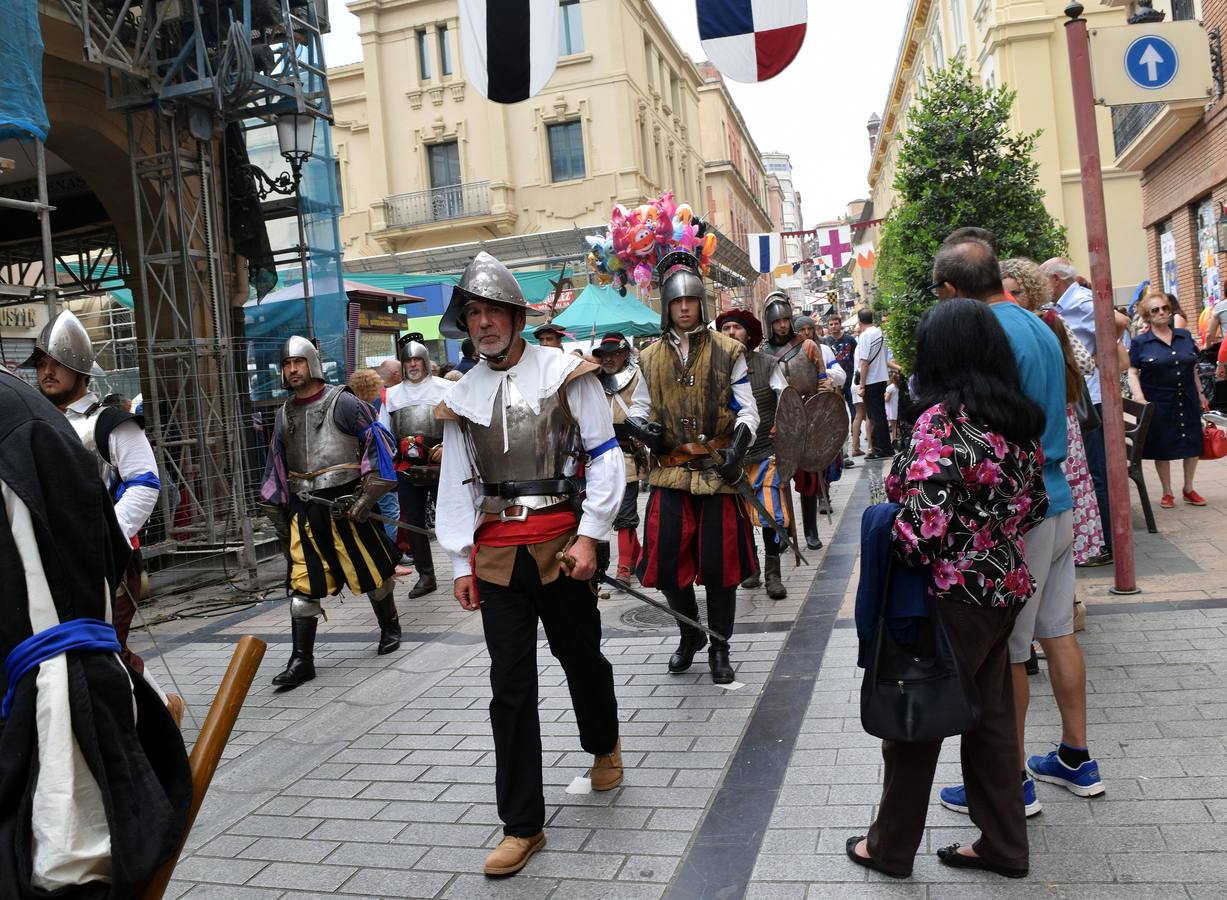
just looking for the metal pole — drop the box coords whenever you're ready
[294,164,315,341]
[35,140,58,318]
[1063,5,1139,594]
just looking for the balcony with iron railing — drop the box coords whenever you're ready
[384,180,492,229]
[1111,102,1164,157]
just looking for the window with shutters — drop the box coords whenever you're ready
[548,121,586,182]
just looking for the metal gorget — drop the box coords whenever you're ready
[599,364,638,395]
[460,377,581,515]
[278,385,362,493]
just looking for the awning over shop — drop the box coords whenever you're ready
[522,282,660,343]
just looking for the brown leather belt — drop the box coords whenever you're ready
[478,500,575,526]
[656,438,730,468]
[289,463,360,480]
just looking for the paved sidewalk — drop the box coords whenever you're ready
[131,458,1227,899]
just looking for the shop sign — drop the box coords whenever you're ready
[0,304,48,338]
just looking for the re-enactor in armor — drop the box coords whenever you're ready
[377,336,450,599]
[626,252,760,685]
[763,293,845,550]
[592,332,646,582]
[259,336,402,688]
[434,252,625,878]
[24,310,161,676]
[715,308,791,600]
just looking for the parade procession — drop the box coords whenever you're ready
[7,0,1227,897]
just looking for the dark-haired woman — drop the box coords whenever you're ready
[847,299,1048,880]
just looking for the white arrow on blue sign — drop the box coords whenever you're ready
[1124,35,1180,89]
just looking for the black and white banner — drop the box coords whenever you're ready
[459,0,559,104]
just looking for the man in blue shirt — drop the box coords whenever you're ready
[932,236,1105,831]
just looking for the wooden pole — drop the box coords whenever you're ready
[141,636,267,900]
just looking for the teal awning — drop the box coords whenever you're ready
[523,282,660,343]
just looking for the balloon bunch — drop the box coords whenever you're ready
[586,191,718,297]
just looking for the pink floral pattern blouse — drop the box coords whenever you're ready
[885,404,1049,607]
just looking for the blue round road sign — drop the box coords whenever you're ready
[1124,35,1180,90]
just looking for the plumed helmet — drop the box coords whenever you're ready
[656,250,707,332]
[439,251,543,340]
[278,335,325,389]
[22,309,95,375]
[763,291,794,340]
[398,337,431,379]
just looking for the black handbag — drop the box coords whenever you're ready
[860,568,981,743]
[1073,386,1101,433]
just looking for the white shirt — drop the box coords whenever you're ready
[885,383,899,419]
[1056,281,1100,404]
[854,325,890,385]
[377,375,452,429]
[435,343,625,580]
[627,330,761,434]
[65,393,159,540]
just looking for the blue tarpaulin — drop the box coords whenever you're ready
[1,0,50,140]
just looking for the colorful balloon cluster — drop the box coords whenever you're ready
[586,191,718,296]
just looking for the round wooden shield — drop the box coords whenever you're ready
[799,390,851,473]
[772,387,808,483]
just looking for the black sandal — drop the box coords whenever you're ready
[936,843,1028,879]
[845,836,910,879]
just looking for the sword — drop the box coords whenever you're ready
[696,435,809,567]
[601,575,729,643]
[296,490,436,539]
[778,477,805,567]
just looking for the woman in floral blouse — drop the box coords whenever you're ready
[848,299,1048,880]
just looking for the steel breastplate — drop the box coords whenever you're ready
[746,352,778,462]
[777,342,820,400]
[461,379,580,514]
[68,406,112,486]
[600,365,638,396]
[390,403,442,445]
[279,386,362,493]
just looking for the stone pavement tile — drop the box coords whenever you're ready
[582,828,693,855]
[416,846,502,873]
[396,822,501,846]
[758,828,822,854]
[321,841,429,869]
[1109,850,1227,882]
[545,880,666,899]
[1055,889,1192,900]
[336,868,453,898]
[617,853,679,882]
[1037,824,1161,852]
[357,781,448,802]
[1091,799,1213,825]
[645,807,704,831]
[281,778,367,799]
[1139,776,1227,800]
[768,804,875,829]
[294,798,389,820]
[229,815,323,839]
[549,805,652,829]
[742,884,808,900]
[440,874,559,899]
[751,853,863,882]
[803,885,928,900]
[1159,823,1227,850]
[191,833,259,858]
[374,799,469,823]
[237,837,340,864]
[180,886,285,900]
[307,819,405,843]
[247,862,357,892]
[171,856,268,885]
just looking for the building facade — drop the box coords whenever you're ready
[332,0,708,262]
[867,0,1149,301]
[695,61,774,312]
[1107,0,1224,325]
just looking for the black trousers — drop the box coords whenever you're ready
[867,601,1027,874]
[1082,408,1112,552]
[761,526,783,558]
[477,547,619,836]
[863,381,892,454]
[662,584,736,650]
[396,477,435,575]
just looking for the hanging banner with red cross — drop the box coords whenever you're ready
[696,0,807,83]
[818,226,853,271]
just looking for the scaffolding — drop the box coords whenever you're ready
[2,0,339,591]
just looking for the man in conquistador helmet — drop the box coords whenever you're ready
[715,308,791,601]
[378,334,450,599]
[592,332,645,583]
[626,251,761,685]
[259,336,402,688]
[24,309,161,677]
[435,251,625,878]
[762,292,846,550]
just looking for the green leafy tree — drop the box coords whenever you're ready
[875,64,1067,370]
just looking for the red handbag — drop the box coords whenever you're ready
[1203,424,1227,461]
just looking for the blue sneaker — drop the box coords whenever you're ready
[939,780,1042,817]
[1026,750,1105,797]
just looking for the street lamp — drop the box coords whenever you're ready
[250,112,319,339]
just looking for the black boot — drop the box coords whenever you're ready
[369,587,401,655]
[669,631,708,673]
[272,616,318,688]
[801,495,823,550]
[764,555,787,600]
[708,646,734,684]
[405,532,437,599]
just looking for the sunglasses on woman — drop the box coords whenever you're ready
[1148,305,1171,315]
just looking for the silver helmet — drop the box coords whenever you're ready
[22,309,96,375]
[763,292,794,342]
[278,335,325,389]
[398,338,431,380]
[439,251,542,340]
[656,250,707,332]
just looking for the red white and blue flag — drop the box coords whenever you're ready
[696,0,807,84]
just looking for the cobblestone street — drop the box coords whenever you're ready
[132,459,1227,900]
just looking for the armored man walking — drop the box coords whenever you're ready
[260,336,402,688]
[627,251,760,684]
[593,332,645,581]
[435,252,624,878]
[378,335,449,598]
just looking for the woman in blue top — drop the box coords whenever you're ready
[1128,291,1208,508]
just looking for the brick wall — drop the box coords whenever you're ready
[1138,0,1227,325]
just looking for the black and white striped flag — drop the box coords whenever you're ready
[459,0,559,104]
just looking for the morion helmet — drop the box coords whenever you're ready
[439,251,542,340]
[22,309,96,375]
[278,335,325,389]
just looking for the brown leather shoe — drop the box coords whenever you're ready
[590,738,623,791]
[484,832,545,876]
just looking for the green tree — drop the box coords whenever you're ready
[875,64,1067,370]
